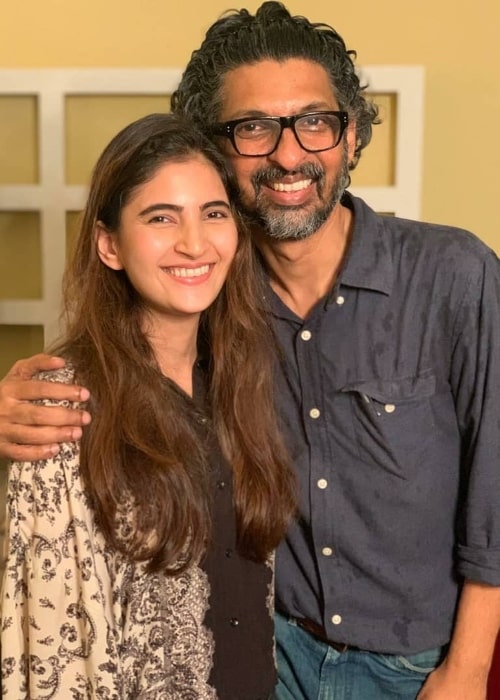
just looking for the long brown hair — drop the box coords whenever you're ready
[53,113,295,573]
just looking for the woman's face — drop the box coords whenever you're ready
[97,155,238,328]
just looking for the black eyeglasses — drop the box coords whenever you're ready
[213,111,349,157]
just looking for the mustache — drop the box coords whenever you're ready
[252,163,325,190]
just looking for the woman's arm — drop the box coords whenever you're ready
[1,433,118,698]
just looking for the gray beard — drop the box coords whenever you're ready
[241,148,349,242]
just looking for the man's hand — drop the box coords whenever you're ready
[417,658,488,699]
[417,581,500,700]
[0,354,91,461]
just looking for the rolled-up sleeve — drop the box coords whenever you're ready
[451,250,500,584]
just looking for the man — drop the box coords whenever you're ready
[1,3,500,698]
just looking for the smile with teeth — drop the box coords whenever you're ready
[269,179,312,192]
[164,264,211,278]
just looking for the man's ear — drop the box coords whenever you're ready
[346,120,357,166]
[95,222,123,270]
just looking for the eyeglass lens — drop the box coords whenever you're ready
[234,113,343,155]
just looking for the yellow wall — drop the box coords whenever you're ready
[2,0,499,251]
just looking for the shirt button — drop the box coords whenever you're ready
[225,548,233,558]
[309,408,321,419]
[216,480,226,489]
[331,614,342,625]
[230,617,239,627]
[384,403,396,414]
[322,547,333,557]
[336,295,345,305]
[300,330,312,341]
[317,478,328,490]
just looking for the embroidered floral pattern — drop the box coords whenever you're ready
[1,368,216,699]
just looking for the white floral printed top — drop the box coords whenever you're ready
[0,367,276,700]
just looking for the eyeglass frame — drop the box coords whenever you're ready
[212,111,349,157]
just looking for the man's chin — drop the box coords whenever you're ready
[258,201,337,242]
[261,213,324,241]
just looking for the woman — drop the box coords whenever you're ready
[1,113,296,699]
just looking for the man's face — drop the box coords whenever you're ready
[217,58,356,241]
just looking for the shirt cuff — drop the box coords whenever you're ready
[456,544,500,586]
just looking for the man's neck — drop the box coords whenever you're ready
[255,202,353,319]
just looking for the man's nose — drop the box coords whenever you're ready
[268,126,308,171]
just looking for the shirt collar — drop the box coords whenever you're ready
[261,192,394,321]
[339,193,393,296]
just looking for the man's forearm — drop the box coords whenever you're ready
[446,580,500,675]
[417,580,500,699]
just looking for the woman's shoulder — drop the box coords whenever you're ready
[34,363,81,409]
[36,363,76,385]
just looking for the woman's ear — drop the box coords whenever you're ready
[95,222,123,270]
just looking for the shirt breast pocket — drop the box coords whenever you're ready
[341,372,447,478]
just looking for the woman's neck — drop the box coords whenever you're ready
[143,314,200,396]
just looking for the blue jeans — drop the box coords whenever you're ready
[273,612,447,700]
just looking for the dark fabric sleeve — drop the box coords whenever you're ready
[451,249,500,584]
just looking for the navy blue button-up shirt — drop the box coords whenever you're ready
[273,193,500,654]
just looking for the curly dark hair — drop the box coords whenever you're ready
[171,1,380,169]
